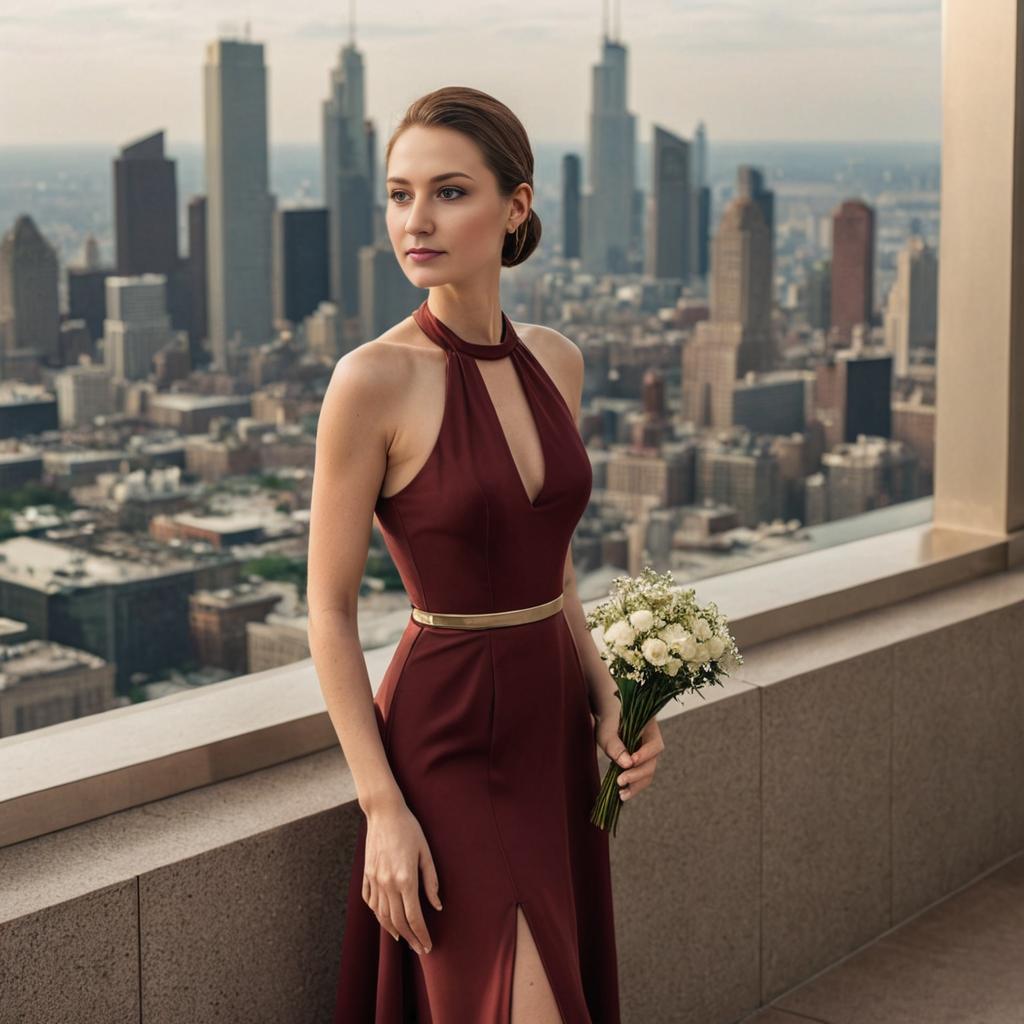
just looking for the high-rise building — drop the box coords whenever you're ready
[736,165,774,301]
[0,215,60,362]
[561,154,581,261]
[54,364,114,428]
[583,4,637,275]
[203,35,274,367]
[186,195,208,366]
[693,120,708,190]
[812,341,893,450]
[830,199,875,343]
[645,125,692,281]
[273,206,329,327]
[681,196,774,428]
[805,259,831,331]
[884,236,938,377]
[695,435,784,529]
[113,130,190,336]
[81,235,101,270]
[736,166,774,240]
[67,265,111,344]
[102,274,177,382]
[322,27,375,328]
[114,131,178,277]
[690,120,711,279]
[821,435,918,520]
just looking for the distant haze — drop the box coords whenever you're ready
[0,0,940,146]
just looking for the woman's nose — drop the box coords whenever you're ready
[404,201,433,236]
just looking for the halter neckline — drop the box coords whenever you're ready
[413,299,519,360]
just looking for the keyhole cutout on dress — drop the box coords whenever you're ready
[472,356,547,508]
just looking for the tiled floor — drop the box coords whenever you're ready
[742,851,1024,1024]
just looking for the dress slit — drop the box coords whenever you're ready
[508,900,573,1024]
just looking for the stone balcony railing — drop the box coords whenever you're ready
[2,517,1023,1023]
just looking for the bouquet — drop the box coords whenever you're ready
[585,565,743,836]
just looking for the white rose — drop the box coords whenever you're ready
[679,636,697,661]
[641,637,670,666]
[590,625,609,655]
[604,619,635,649]
[629,609,655,632]
[694,642,709,663]
[707,635,725,658]
[693,618,713,641]
[659,622,688,648]
[665,656,682,677]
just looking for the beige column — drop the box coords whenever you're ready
[934,0,1024,544]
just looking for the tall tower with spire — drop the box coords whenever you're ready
[583,0,637,275]
[203,33,274,367]
[322,0,375,332]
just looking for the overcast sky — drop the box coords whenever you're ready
[1,0,941,147]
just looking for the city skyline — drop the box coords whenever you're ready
[1,0,941,146]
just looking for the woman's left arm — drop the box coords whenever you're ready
[554,330,665,798]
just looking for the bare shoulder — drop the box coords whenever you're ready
[321,316,439,428]
[514,322,584,415]
[515,322,584,369]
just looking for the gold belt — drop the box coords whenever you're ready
[410,592,564,629]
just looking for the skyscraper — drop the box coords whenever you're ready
[561,153,582,261]
[273,206,329,327]
[693,120,708,191]
[681,197,774,428]
[203,35,274,368]
[186,195,208,365]
[645,125,692,281]
[102,274,176,382]
[114,131,179,278]
[736,165,774,302]
[0,215,60,363]
[830,199,876,344]
[113,130,189,335]
[322,22,375,329]
[583,1,637,275]
[690,120,711,278]
[884,236,938,377]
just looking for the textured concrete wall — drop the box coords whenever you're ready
[1,567,1022,1024]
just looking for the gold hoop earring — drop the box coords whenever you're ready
[510,211,531,263]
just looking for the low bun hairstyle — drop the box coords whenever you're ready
[384,86,542,268]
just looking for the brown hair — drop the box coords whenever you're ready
[385,86,542,268]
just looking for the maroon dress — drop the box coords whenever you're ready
[333,298,621,1023]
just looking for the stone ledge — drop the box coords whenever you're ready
[1,513,1012,848]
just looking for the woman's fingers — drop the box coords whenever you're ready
[421,848,443,911]
[399,884,433,955]
[618,721,665,800]
[595,712,633,769]
[377,888,399,942]
[386,882,423,953]
[629,724,666,767]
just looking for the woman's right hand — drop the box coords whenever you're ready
[362,802,442,956]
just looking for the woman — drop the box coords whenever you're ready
[308,85,664,1023]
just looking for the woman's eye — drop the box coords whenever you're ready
[388,187,464,203]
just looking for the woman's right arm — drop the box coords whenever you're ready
[306,345,441,957]
[307,346,405,819]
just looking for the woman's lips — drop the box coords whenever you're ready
[408,251,444,263]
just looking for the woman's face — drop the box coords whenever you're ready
[385,124,529,286]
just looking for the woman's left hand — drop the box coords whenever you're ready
[594,706,665,802]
